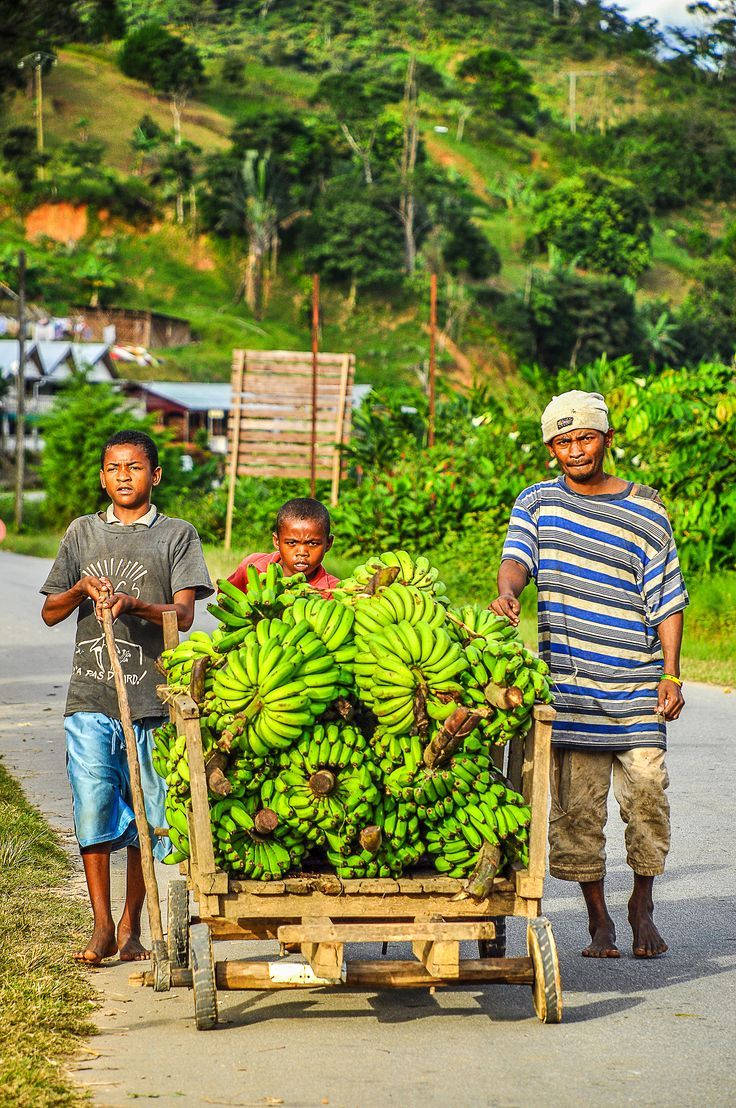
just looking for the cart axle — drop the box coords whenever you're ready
[132,955,534,991]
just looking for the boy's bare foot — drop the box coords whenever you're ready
[629,895,667,958]
[117,923,150,962]
[73,923,118,965]
[582,919,620,958]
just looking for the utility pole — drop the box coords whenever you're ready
[14,251,26,532]
[567,70,605,134]
[428,273,437,449]
[18,52,56,181]
[568,71,577,134]
[310,273,320,498]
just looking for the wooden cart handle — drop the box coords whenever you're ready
[102,608,165,948]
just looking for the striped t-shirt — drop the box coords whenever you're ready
[502,477,689,750]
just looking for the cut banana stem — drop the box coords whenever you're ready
[310,769,336,796]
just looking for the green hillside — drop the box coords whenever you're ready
[3,0,736,382]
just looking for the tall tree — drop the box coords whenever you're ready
[399,56,419,274]
[313,71,395,184]
[456,47,538,134]
[119,24,204,219]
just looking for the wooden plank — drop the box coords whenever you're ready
[221,891,517,920]
[507,734,524,792]
[523,704,552,895]
[226,873,514,897]
[210,957,534,991]
[518,707,555,901]
[161,609,179,651]
[182,714,218,883]
[412,915,460,979]
[234,380,349,395]
[224,350,245,551]
[238,441,338,458]
[232,413,348,429]
[301,916,344,980]
[193,918,279,940]
[241,348,350,366]
[235,465,335,480]
[231,429,351,445]
[278,921,497,944]
[331,352,351,505]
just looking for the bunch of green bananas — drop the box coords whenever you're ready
[417,734,532,875]
[208,623,341,756]
[354,621,468,730]
[206,564,311,649]
[164,792,191,865]
[269,724,380,845]
[210,793,306,879]
[159,632,220,686]
[337,549,449,601]
[152,720,175,780]
[347,581,446,641]
[284,595,355,653]
[370,726,424,774]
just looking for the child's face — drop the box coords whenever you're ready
[273,517,333,579]
[100,443,160,512]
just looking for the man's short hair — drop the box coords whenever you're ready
[101,430,159,470]
[275,497,331,537]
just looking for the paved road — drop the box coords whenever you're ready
[1,549,735,1108]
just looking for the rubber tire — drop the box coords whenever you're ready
[527,916,562,1024]
[190,923,218,1031]
[478,916,507,959]
[167,880,189,969]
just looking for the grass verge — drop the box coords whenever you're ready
[0,761,96,1105]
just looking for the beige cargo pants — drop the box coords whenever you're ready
[548,746,670,882]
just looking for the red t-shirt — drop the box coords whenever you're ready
[227,551,339,598]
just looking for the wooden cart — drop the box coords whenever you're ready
[138,614,561,1028]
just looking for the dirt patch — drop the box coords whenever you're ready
[424,135,489,201]
[25,202,88,244]
[189,236,216,272]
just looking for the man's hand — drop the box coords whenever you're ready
[96,591,136,623]
[490,593,522,626]
[657,679,685,721]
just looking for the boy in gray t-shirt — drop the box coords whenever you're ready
[41,430,213,965]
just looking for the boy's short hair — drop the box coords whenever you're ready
[275,497,331,537]
[101,430,159,470]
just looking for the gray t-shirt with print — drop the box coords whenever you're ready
[41,512,213,721]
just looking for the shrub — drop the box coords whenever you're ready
[530,169,652,278]
[118,22,204,97]
[609,110,736,212]
[39,377,210,529]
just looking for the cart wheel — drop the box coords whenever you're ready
[478,916,507,959]
[167,880,189,968]
[190,923,218,1031]
[527,917,562,1024]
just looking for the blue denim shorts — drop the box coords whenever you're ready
[64,711,170,860]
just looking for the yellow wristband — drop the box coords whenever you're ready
[661,673,682,686]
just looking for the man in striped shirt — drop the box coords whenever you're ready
[492,391,687,959]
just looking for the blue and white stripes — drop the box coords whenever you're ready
[502,477,688,750]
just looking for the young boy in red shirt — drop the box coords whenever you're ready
[228,497,339,597]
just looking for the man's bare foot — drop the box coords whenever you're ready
[582,918,620,958]
[73,923,118,966]
[117,924,150,962]
[629,895,668,958]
